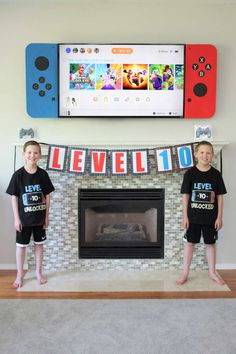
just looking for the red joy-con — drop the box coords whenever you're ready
[184,44,217,118]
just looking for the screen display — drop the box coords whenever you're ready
[59,44,185,118]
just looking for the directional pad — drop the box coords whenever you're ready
[32,77,52,96]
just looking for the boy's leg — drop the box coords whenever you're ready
[33,226,47,285]
[34,243,47,284]
[14,226,31,288]
[206,244,225,285]
[176,242,195,285]
[13,246,26,288]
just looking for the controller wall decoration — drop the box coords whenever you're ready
[26,43,217,119]
[26,44,58,118]
[194,125,213,141]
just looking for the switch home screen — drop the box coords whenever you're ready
[59,44,184,117]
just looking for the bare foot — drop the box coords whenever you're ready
[176,274,188,285]
[209,272,225,285]
[13,272,25,289]
[36,272,47,285]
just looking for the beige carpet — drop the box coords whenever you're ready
[17,270,230,292]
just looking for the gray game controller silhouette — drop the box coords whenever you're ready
[19,128,35,139]
[196,127,211,138]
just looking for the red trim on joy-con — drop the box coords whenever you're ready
[184,44,217,119]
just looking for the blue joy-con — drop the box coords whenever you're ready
[26,43,58,118]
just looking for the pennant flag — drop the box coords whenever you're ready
[68,148,87,174]
[155,147,173,173]
[175,144,194,170]
[111,150,128,175]
[90,150,108,175]
[131,149,150,175]
[47,145,68,171]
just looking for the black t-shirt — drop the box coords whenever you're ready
[181,166,227,225]
[6,166,55,226]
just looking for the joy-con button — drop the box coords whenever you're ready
[193,83,207,97]
[192,64,198,70]
[205,64,212,70]
[32,83,39,90]
[39,76,45,83]
[35,56,49,71]
[198,71,205,77]
[39,90,45,97]
[45,83,52,90]
[199,57,205,63]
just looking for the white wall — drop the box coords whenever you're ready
[0,0,235,267]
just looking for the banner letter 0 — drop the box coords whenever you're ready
[176,144,194,169]
[155,147,173,172]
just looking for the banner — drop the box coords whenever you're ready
[46,143,195,175]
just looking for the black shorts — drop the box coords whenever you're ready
[183,223,218,245]
[16,225,46,247]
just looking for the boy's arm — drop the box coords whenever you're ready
[11,195,22,232]
[182,194,190,230]
[44,194,51,229]
[215,194,224,231]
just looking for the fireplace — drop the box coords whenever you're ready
[78,189,164,258]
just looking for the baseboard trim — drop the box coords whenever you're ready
[0,264,28,270]
[0,264,16,270]
[216,263,236,270]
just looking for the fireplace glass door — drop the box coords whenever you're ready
[78,189,164,258]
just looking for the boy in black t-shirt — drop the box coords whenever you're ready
[6,141,54,288]
[176,141,227,286]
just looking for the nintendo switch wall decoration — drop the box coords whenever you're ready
[26,44,58,118]
[26,43,217,119]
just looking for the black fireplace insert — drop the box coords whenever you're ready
[78,189,164,259]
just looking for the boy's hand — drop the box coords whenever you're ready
[183,216,189,230]
[43,216,49,229]
[14,219,22,232]
[215,218,222,231]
